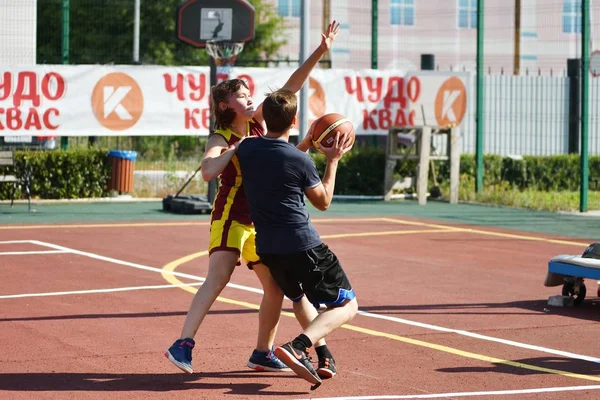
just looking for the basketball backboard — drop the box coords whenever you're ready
[176,0,255,47]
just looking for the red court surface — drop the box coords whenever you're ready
[2,216,600,399]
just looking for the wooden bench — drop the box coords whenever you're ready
[0,150,31,210]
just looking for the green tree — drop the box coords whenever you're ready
[37,0,288,66]
[241,0,288,64]
[37,0,137,65]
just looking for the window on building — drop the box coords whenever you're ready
[278,0,300,18]
[458,0,477,29]
[390,0,415,26]
[563,0,582,33]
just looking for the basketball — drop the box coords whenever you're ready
[309,113,355,152]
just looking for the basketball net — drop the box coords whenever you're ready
[206,40,244,77]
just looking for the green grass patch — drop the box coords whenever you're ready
[439,174,600,212]
[134,160,200,171]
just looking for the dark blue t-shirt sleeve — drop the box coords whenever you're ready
[303,154,321,189]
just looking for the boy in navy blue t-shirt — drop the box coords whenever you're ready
[237,89,357,389]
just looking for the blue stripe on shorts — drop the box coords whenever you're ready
[289,294,305,302]
[313,288,356,309]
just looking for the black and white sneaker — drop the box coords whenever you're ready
[317,356,336,379]
[274,342,322,388]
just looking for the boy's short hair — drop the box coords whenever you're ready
[262,89,297,133]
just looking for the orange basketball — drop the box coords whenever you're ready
[309,113,355,153]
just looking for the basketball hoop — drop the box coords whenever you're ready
[206,40,244,76]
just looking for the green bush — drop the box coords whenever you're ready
[312,145,388,195]
[436,154,591,192]
[0,149,110,200]
[1,147,599,201]
[314,150,600,196]
[131,136,206,161]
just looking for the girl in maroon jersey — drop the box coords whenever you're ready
[166,21,341,375]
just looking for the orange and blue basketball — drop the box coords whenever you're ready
[309,113,355,153]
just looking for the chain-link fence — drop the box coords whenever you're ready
[29,0,600,154]
[0,0,37,65]
[31,1,599,73]
[0,0,598,206]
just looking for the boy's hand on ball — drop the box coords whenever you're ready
[319,131,352,162]
[340,131,354,150]
[301,129,314,149]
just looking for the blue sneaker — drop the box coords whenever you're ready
[164,338,195,373]
[247,349,292,372]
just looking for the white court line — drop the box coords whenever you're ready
[0,282,204,299]
[0,250,69,256]
[356,311,600,364]
[0,240,69,255]
[28,240,264,295]
[19,240,600,365]
[295,384,600,399]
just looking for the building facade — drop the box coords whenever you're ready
[269,0,600,75]
[0,0,36,65]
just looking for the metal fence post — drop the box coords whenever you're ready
[133,0,140,64]
[513,0,521,75]
[418,126,432,205]
[370,0,379,147]
[475,0,485,193]
[299,0,310,142]
[450,127,460,204]
[371,0,378,70]
[61,0,70,150]
[567,59,581,154]
[580,0,590,212]
[207,57,218,205]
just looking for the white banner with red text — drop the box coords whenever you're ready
[0,65,469,136]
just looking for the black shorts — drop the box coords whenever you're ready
[258,243,355,308]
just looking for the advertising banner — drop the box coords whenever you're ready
[0,65,469,136]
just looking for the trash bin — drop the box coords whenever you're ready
[108,150,137,194]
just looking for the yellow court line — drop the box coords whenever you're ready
[160,252,295,318]
[0,221,211,230]
[161,251,600,383]
[0,217,385,230]
[342,323,600,382]
[376,217,466,230]
[0,216,587,249]
[0,218,394,231]
[321,228,459,240]
[378,217,591,247]
[311,217,393,223]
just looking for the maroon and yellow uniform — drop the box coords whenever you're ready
[208,119,264,267]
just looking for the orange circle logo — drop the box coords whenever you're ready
[91,72,144,131]
[308,77,326,120]
[434,77,467,127]
[294,77,326,131]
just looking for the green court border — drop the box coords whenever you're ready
[1,199,599,239]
